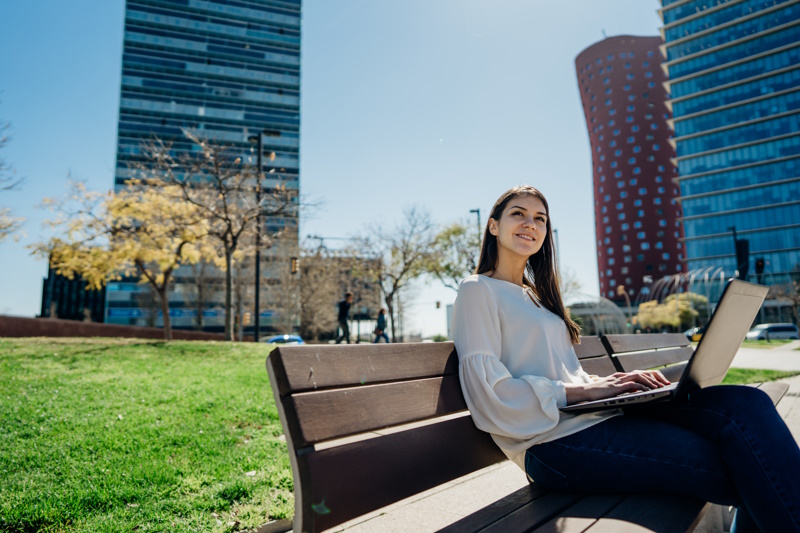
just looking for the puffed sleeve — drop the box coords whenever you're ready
[452,278,566,440]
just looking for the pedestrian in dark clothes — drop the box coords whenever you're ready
[335,292,353,344]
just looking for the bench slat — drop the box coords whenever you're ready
[614,346,695,372]
[288,374,467,445]
[756,381,790,406]
[480,492,583,533]
[603,333,690,354]
[584,495,708,532]
[574,336,608,359]
[580,356,619,377]
[533,495,626,533]
[439,484,549,533]
[296,415,506,533]
[270,342,458,395]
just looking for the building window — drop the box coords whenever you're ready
[634,221,642,229]
[637,210,644,217]
[627,136,635,143]
[609,258,615,265]
[641,243,650,250]
[630,178,637,185]
[659,220,667,227]
[634,199,642,207]
[633,167,641,174]
[623,245,631,252]
[633,146,641,153]
[637,231,646,239]
[655,242,663,249]
[621,223,629,230]
[614,149,622,156]
[616,202,624,210]
[654,198,662,205]
[607,247,614,254]
[628,157,636,164]
[626,73,634,80]
[614,171,622,177]
[638,188,647,195]
[618,213,626,220]
[653,143,660,150]
[662,252,670,260]
[632,125,640,132]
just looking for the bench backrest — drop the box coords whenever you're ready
[267,336,612,533]
[602,333,693,382]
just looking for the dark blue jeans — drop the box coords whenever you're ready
[525,386,800,532]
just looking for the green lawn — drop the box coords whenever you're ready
[0,338,292,533]
[740,338,795,348]
[2,338,797,533]
[723,367,800,384]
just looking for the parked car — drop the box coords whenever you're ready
[683,326,705,342]
[259,334,305,345]
[744,323,800,341]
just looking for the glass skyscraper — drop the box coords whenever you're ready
[660,0,800,300]
[107,0,301,330]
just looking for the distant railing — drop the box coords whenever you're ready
[0,315,225,341]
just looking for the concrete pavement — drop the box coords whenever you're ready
[333,343,800,532]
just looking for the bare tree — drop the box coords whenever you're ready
[296,246,346,341]
[356,206,437,343]
[0,120,24,242]
[130,130,297,341]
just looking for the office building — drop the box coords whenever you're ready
[576,36,685,304]
[108,0,302,330]
[661,0,800,305]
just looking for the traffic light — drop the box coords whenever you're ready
[243,312,252,325]
[291,257,299,274]
[755,257,765,284]
[735,239,749,280]
[436,301,441,309]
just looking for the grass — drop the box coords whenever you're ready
[0,337,292,533]
[2,337,798,533]
[723,367,800,384]
[740,338,795,348]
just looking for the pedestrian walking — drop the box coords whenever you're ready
[335,292,353,344]
[373,308,390,343]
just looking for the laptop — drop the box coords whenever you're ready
[560,279,768,414]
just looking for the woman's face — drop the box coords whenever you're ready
[488,194,548,263]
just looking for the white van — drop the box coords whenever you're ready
[745,323,800,341]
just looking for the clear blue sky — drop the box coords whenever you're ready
[0,0,662,337]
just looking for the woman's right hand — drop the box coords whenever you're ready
[564,370,670,405]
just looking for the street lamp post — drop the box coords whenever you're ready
[248,133,264,342]
[469,208,481,235]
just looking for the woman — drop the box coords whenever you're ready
[373,308,390,343]
[452,185,800,532]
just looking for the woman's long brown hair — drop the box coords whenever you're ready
[475,185,581,344]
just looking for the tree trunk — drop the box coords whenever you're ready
[157,286,172,341]
[386,296,396,343]
[224,248,234,341]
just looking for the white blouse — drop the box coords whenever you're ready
[452,274,619,469]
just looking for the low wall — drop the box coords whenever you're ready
[0,315,226,341]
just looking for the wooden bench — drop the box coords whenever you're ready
[266,334,789,533]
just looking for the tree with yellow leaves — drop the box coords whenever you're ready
[32,179,209,340]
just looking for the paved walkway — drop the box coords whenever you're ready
[333,344,800,532]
